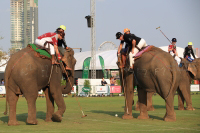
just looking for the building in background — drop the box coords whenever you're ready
[10,0,38,50]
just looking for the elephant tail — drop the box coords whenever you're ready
[4,97,8,115]
[4,69,9,115]
[165,62,177,100]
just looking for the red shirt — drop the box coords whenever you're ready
[37,32,58,46]
[168,44,176,53]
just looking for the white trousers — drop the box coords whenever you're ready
[35,38,55,55]
[129,39,147,66]
[169,51,181,65]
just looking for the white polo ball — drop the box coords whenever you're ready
[115,114,118,117]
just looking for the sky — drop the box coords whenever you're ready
[0,0,200,53]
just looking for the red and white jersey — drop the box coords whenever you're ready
[37,32,58,46]
[168,44,176,53]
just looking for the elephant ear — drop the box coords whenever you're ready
[188,63,197,77]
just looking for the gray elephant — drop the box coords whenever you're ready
[4,46,76,126]
[119,46,182,121]
[176,58,199,110]
[135,58,198,111]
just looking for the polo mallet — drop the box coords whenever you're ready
[156,26,172,44]
[118,54,129,115]
[60,59,87,118]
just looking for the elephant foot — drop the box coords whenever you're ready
[137,114,149,119]
[163,113,176,122]
[8,120,20,126]
[186,107,195,111]
[26,118,38,125]
[45,118,53,122]
[178,107,185,110]
[122,114,133,119]
[52,113,62,122]
[147,106,155,111]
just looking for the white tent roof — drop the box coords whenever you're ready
[159,46,198,58]
[74,50,118,70]
[0,59,8,72]
[159,46,185,58]
[74,46,198,71]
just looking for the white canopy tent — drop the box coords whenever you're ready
[74,46,198,71]
[74,50,118,70]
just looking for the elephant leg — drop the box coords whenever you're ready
[177,88,185,110]
[137,87,149,119]
[7,88,20,126]
[44,87,54,122]
[164,94,176,122]
[147,92,155,111]
[50,85,66,122]
[122,72,134,119]
[135,101,140,111]
[23,90,38,125]
[179,84,194,110]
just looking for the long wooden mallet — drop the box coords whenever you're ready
[118,55,129,115]
[60,61,87,118]
[156,26,172,44]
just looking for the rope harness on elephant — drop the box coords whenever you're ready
[47,65,54,85]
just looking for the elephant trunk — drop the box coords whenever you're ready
[62,74,74,94]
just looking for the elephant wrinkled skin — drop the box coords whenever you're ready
[4,47,76,126]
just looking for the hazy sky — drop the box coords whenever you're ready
[0,0,200,53]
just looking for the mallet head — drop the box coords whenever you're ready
[81,115,87,118]
[156,26,160,30]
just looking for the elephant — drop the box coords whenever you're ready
[118,46,183,121]
[176,58,200,110]
[134,58,198,111]
[4,46,76,126]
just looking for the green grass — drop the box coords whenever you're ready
[0,94,200,133]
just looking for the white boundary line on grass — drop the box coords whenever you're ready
[80,118,200,132]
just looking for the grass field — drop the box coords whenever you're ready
[0,94,200,133]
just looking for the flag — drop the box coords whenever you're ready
[99,56,107,78]
[82,57,91,79]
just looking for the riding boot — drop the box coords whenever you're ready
[121,54,126,68]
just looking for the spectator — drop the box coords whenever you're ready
[1,79,4,85]
[110,77,115,86]
[101,77,107,86]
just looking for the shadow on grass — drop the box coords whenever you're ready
[90,110,163,120]
[122,105,166,110]
[0,111,46,124]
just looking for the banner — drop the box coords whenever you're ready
[71,86,76,94]
[96,86,108,94]
[110,86,121,93]
[99,56,107,78]
[190,85,199,92]
[0,86,6,94]
[82,57,91,79]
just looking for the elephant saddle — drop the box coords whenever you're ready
[134,45,154,60]
[27,44,51,59]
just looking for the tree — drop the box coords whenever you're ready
[8,47,17,55]
[0,48,8,61]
